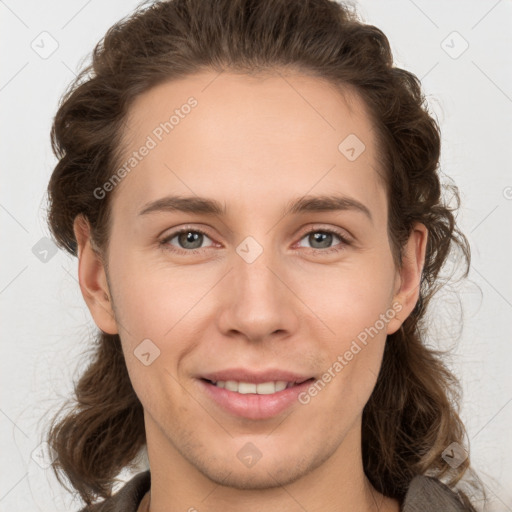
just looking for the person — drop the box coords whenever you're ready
[44,0,488,510]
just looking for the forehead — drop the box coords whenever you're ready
[112,70,386,220]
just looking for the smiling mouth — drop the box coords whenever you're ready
[197,376,317,419]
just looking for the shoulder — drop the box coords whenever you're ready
[402,474,476,512]
[77,470,151,512]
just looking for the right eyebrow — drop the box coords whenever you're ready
[138,195,226,216]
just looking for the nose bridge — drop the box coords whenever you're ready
[234,235,283,309]
[219,233,297,340]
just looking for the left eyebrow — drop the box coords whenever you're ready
[283,194,373,224]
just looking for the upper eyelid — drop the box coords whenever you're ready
[160,225,215,242]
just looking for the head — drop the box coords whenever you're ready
[46,0,480,507]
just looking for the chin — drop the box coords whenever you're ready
[203,463,307,490]
[192,447,326,491]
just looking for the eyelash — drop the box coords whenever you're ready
[159,225,351,255]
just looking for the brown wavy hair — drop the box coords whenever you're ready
[44,0,487,508]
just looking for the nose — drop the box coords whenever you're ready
[216,240,299,343]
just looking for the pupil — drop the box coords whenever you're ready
[312,232,331,249]
[180,231,202,249]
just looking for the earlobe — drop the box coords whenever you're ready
[386,223,428,335]
[73,215,118,335]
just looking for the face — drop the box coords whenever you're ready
[77,70,426,491]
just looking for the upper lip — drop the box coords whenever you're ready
[199,368,314,384]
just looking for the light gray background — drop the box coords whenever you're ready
[1,0,511,510]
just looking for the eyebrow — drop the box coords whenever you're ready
[284,194,373,223]
[138,194,373,223]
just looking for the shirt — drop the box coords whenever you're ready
[78,470,475,511]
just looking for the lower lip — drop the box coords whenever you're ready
[197,379,315,420]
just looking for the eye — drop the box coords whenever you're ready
[296,227,351,253]
[159,225,351,255]
[160,228,215,253]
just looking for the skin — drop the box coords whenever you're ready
[74,70,427,512]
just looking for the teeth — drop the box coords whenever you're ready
[212,380,291,394]
[238,382,257,394]
[225,380,238,392]
[257,382,278,394]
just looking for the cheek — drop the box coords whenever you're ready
[301,256,396,333]
[109,261,211,391]
[313,307,390,423]
[315,260,395,393]
[108,255,197,337]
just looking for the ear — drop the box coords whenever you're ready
[386,222,428,335]
[73,215,118,335]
